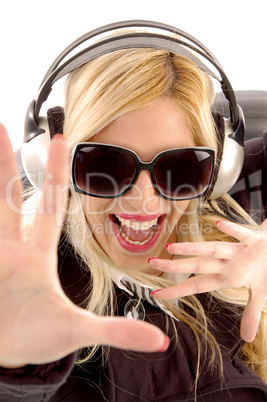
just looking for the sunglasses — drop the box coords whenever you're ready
[71,143,215,200]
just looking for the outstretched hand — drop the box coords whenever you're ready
[149,219,267,343]
[0,124,168,369]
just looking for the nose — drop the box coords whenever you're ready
[120,170,162,214]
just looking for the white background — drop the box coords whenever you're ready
[0,0,266,151]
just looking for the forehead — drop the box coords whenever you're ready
[92,98,196,160]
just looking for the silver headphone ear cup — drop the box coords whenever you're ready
[21,117,50,191]
[209,118,244,199]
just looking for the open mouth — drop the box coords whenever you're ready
[109,214,166,253]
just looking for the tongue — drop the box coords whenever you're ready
[121,224,153,242]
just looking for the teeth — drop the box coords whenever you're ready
[119,227,156,246]
[116,216,158,231]
[114,215,160,246]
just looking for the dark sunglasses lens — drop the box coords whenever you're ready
[74,146,136,197]
[155,149,212,199]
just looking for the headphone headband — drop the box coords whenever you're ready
[24,20,241,143]
[40,20,223,85]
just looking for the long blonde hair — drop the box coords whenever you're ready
[24,47,267,386]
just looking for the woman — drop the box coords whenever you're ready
[0,23,267,401]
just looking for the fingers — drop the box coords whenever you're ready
[240,289,267,342]
[32,135,69,250]
[148,239,238,275]
[151,274,223,300]
[216,220,264,243]
[149,220,264,277]
[149,255,225,275]
[0,124,22,239]
[165,241,237,259]
[71,308,170,353]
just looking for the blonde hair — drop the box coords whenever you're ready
[24,47,267,389]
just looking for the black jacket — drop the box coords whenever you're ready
[0,134,267,401]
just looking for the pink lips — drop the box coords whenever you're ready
[110,214,165,253]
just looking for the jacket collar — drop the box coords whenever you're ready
[107,262,189,321]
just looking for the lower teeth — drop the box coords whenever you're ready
[118,227,156,246]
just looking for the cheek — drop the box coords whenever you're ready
[80,194,112,216]
[79,196,108,241]
[79,195,119,240]
[79,195,107,232]
[171,200,191,219]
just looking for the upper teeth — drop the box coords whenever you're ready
[116,216,158,230]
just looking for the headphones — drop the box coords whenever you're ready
[21,20,245,200]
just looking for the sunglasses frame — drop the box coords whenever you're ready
[71,142,215,200]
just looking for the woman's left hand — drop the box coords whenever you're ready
[149,219,267,342]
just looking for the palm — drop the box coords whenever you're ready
[0,124,167,368]
[0,238,75,365]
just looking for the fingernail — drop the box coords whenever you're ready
[147,257,158,263]
[158,336,170,352]
[165,243,173,250]
[216,220,221,225]
[150,289,162,297]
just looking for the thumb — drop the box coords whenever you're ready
[240,290,266,342]
[71,307,169,353]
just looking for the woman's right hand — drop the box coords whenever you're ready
[0,123,168,369]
